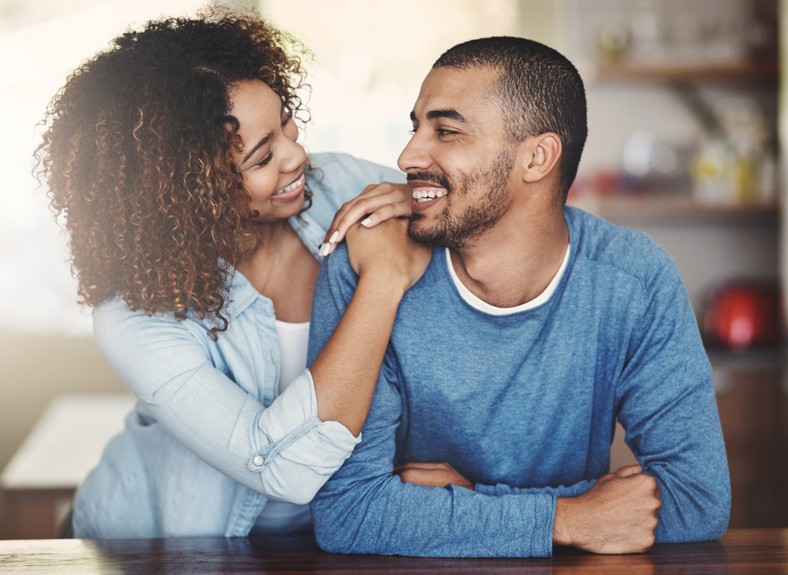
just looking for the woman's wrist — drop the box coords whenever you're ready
[355,267,410,301]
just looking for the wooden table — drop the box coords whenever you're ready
[0,528,786,574]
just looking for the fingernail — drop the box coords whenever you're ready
[329,230,339,243]
[329,242,337,255]
[361,217,372,228]
[319,243,330,257]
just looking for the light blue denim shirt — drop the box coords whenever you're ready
[72,153,404,538]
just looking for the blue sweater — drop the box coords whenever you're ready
[307,206,730,557]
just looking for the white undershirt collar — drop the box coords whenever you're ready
[445,244,570,316]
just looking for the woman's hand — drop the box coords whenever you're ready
[394,461,474,490]
[346,218,430,293]
[320,182,412,256]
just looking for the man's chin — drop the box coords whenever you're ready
[408,222,450,249]
[407,216,431,242]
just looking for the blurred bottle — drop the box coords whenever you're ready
[691,97,774,206]
[691,136,741,205]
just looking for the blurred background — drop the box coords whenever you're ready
[0,0,785,537]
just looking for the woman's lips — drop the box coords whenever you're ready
[272,173,305,201]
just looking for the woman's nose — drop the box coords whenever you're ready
[282,133,307,173]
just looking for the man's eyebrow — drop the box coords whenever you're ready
[409,108,469,124]
[427,108,468,123]
[242,132,273,165]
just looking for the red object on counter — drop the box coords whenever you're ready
[702,280,783,351]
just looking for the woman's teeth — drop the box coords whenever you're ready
[274,174,304,196]
[413,188,447,202]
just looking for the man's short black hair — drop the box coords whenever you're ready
[434,36,587,202]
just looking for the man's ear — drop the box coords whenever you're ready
[519,133,561,183]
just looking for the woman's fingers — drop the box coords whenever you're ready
[320,182,412,256]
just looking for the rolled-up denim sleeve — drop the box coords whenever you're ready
[247,369,360,503]
[93,300,359,505]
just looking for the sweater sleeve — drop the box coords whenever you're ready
[615,253,730,542]
[307,245,556,558]
[475,478,596,497]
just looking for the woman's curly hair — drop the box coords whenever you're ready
[34,8,309,333]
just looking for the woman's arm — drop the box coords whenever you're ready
[92,301,358,505]
[310,218,430,436]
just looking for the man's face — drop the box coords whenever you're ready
[398,66,516,249]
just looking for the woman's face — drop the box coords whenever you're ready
[229,79,308,223]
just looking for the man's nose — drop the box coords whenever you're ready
[397,131,430,173]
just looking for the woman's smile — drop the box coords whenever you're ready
[273,172,306,201]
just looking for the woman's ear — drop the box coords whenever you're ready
[520,132,561,183]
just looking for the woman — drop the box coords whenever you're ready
[35,9,428,538]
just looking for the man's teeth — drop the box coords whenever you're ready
[274,175,304,196]
[413,188,447,202]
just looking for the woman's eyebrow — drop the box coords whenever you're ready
[242,131,273,165]
[242,101,287,166]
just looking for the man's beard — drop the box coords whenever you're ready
[408,150,515,250]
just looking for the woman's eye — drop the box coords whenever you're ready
[255,151,274,168]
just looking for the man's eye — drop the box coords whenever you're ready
[436,129,457,136]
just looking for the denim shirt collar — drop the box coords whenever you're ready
[218,208,326,324]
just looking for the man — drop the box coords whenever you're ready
[307,36,730,558]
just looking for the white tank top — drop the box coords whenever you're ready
[252,320,313,535]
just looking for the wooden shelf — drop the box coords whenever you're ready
[707,346,787,371]
[569,195,780,225]
[595,60,778,83]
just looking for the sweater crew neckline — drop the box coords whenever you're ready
[444,244,570,316]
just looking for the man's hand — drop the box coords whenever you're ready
[394,461,474,490]
[553,464,661,554]
[320,182,412,256]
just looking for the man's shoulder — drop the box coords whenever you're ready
[565,205,675,281]
[319,241,359,288]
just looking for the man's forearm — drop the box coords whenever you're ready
[313,477,557,557]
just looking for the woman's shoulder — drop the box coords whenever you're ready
[308,152,403,181]
[306,152,404,207]
[92,297,209,356]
